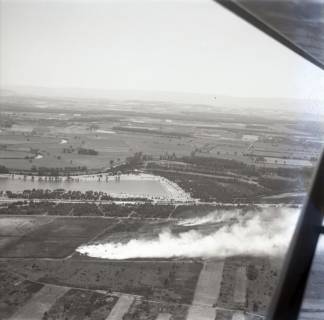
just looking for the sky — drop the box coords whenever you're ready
[1,0,324,100]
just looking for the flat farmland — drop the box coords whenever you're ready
[0,217,115,258]
[8,284,69,320]
[172,205,220,219]
[124,298,188,320]
[82,218,172,245]
[0,270,44,319]
[0,256,275,319]
[0,216,54,251]
[45,288,118,320]
[105,294,134,320]
[0,216,53,236]
[217,256,277,315]
[0,117,202,171]
[0,128,133,170]
[1,97,322,175]
[117,132,198,157]
[2,259,202,305]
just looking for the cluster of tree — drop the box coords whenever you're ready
[30,165,88,176]
[24,155,34,160]
[258,177,305,192]
[149,154,314,181]
[5,189,149,202]
[0,119,14,128]
[88,124,99,131]
[34,167,58,176]
[0,201,176,219]
[113,126,191,138]
[107,152,152,174]
[180,155,258,176]
[0,201,56,216]
[0,165,9,173]
[30,148,40,154]
[159,152,177,160]
[78,148,98,155]
[147,155,258,177]
[126,152,144,166]
[62,147,74,153]
[151,170,262,202]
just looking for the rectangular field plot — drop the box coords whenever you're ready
[2,238,92,258]
[0,202,57,216]
[186,305,216,320]
[233,267,247,305]
[85,219,170,245]
[106,295,134,320]
[232,312,246,320]
[99,203,175,219]
[0,237,18,250]
[192,261,224,307]
[215,309,233,320]
[8,284,68,320]
[0,217,53,236]
[172,205,218,219]
[0,217,114,258]
[156,313,172,320]
[47,288,118,320]
[0,271,43,319]
[217,257,275,317]
[124,298,188,320]
[5,259,202,305]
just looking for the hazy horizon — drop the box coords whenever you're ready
[1,0,324,100]
[2,85,324,119]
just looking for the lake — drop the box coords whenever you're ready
[0,174,177,199]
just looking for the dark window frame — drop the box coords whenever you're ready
[214,1,324,319]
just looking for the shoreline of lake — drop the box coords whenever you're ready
[0,173,191,202]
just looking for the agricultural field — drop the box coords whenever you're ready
[1,94,322,175]
[0,254,279,320]
[2,0,324,315]
[0,258,202,304]
[0,106,201,172]
[0,206,287,319]
[0,271,44,319]
[1,94,322,319]
[45,288,118,320]
[0,216,114,258]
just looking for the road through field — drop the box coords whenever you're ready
[8,284,68,320]
[105,294,134,320]
[233,266,247,305]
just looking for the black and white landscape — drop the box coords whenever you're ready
[0,0,323,319]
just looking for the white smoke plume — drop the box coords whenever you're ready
[77,207,300,259]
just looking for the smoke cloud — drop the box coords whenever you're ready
[77,207,300,259]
